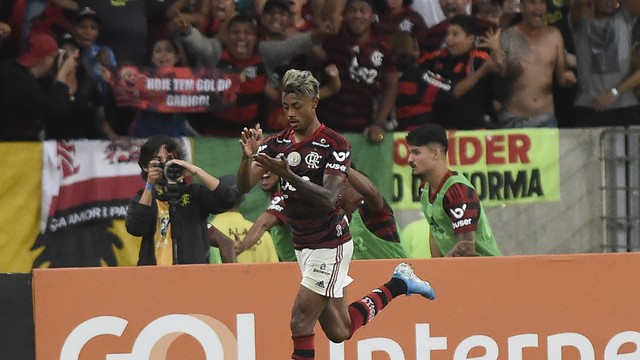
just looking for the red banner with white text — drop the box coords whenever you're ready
[112,66,241,112]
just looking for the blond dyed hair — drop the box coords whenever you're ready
[282,69,320,100]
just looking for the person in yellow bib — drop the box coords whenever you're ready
[209,175,279,264]
[406,124,502,257]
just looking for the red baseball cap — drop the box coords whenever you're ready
[17,33,59,68]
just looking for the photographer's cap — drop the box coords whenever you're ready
[17,34,59,68]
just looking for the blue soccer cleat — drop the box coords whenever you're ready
[392,263,436,300]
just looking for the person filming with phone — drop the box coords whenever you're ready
[126,135,241,265]
[0,33,79,141]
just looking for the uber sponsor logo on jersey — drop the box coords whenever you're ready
[332,151,350,162]
[453,218,473,229]
[449,204,467,219]
[326,162,347,172]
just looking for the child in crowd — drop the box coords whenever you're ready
[72,7,116,89]
[128,38,191,138]
[419,15,498,129]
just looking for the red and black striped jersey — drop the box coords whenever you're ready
[421,171,481,233]
[357,198,401,243]
[395,64,453,131]
[265,190,288,225]
[317,28,396,132]
[203,51,267,136]
[259,124,352,249]
[376,7,430,50]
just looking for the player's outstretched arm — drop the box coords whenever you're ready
[347,167,384,212]
[209,226,238,263]
[253,153,343,212]
[236,212,281,255]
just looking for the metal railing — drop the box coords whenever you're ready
[600,128,640,252]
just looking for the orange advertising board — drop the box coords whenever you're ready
[34,254,640,359]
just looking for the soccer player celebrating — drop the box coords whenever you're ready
[237,69,435,360]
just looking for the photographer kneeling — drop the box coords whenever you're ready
[126,135,240,265]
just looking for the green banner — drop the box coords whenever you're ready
[392,129,561,209]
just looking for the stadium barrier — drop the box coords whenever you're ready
[33,253,640,360]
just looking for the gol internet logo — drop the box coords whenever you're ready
[60,313,255,360]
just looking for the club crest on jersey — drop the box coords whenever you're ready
[371,50,383,67]
[287,151,301,166]
[305,152,322,169]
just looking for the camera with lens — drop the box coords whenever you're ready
[154,158,184,184]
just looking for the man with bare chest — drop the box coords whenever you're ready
[496,0,576,128]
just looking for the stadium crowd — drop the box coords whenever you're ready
[2,0,640,142]
[0,0,639,264]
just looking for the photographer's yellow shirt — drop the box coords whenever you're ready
[154,201,173,266]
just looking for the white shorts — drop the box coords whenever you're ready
[296,240,354,298]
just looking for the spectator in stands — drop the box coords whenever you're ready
[316,0,398,142]
[234,169,297,262]
[257,0,293,41]
[29,0,78,41]
[46,33,118,140]
[0,33,78,141]
[128,37,191,138]
[543,0,578,128]
[209,175,279,263]
[125,135,240,265]
[421,15,498,129]
[393,31,435,131]
[71,7,126,135]
[146,0,209,49]
[570,0,640,127]
[72,7,116,86]
[342,166,408,259]
[176,12,339,136]
[406,124,502,256]
[289,0,315,32]
[411,0,445,27]
[75,0,148,64]
[422,0,496,53]
[375,0,430,51]
[474,0,503,27]
[204,0,238,42]
[0,21,10,50]
[494,0,576,128]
